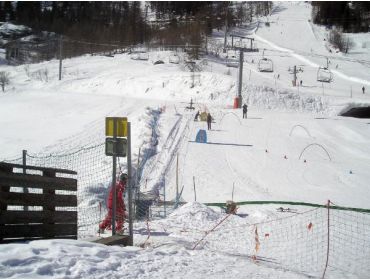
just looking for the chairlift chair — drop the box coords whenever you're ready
[226,49,239,68]
[226,56,239,68]
[258,57,274,72]
[317,67,333,83]
[258,49,273,72]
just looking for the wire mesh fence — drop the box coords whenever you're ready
[2,142,170,239]
[2,147,370,277]
[142,204,370,278]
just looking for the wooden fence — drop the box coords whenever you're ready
[0,162,78,243]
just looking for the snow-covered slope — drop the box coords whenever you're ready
[1,1,370,278]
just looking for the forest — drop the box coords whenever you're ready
[312,1,370,32]
[0,1,272,46]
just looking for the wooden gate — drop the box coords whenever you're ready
[0,162,78,243]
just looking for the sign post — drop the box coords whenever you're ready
[112,120,117,235]
[105,117,128,237]
[127,122,133,246]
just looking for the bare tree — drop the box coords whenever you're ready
[329,29,354,53]
[0,71,10,92]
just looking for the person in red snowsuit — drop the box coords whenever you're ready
[99,173,127,232]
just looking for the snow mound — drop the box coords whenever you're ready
[168,202,221,225]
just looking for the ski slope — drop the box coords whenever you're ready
[1,2,370,278]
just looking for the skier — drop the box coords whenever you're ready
[207,112,212,130]
[362,86,365,94]
[194,111,200,121]
[242,103,248,119]
[300,80,303,86]
[99,173,127,233]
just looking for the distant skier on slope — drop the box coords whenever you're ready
[207,113,212,130]
[99,173,127,233]
[242,104,248,119]
[194,111,200,121]
[362,86,365,94]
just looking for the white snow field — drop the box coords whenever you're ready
[1,2,370,279]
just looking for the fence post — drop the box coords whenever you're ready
[193,176,197,202]
[0,164,12,242]
[322,199,331,279]
[176,154,179,201]
[163,176,166,218]
[134,147,141,219]
[232,182,235,201]
[22,150,28,211]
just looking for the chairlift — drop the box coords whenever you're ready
[169,53,180,64]
[317,67,333,83]
[258,58,273,72]
[226,49,239,68]
[226,56,239,68]
[258,49,273,72]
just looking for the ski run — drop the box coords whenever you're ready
[1,2,370,279]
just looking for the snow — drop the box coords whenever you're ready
[0,22,31,36]
[1,1,370,278]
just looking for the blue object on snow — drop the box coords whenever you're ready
[195,129,207,143]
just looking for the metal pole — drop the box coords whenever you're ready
[134,147,141,219]
[193,176,197,202]
[322,200,331,279]
[163,176,166,217]
[232,182,235,201]
[59,35,63,81]
[22,150,28,211]
[111,120,117,236]
[237,50,244,108]
[322,83,324,95]
[223,6,228,52]
[127,122,134,245]
[144,4,148,47]
[293,65,297,86]
[176,154,179,201]
[205,36,208,55]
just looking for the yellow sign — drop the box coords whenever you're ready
[105,117,127,137]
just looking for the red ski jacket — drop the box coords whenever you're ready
[107,181,125,211]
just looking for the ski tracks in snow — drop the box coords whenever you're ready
[140,108,193,198]
[219,113,271,199]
